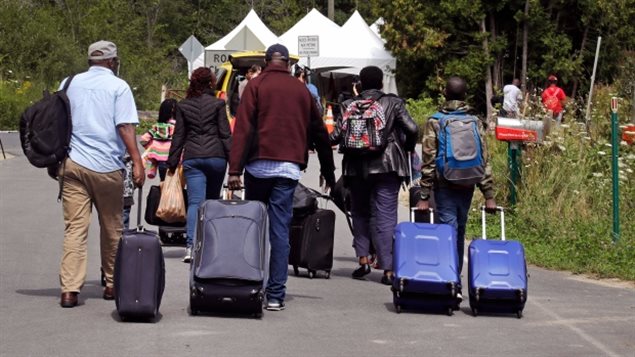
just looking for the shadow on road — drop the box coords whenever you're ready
[110,310,164,323]
[16,280,103,298]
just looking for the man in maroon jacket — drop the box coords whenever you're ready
[228,44,336,311]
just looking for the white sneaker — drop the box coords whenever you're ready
[265,300,285,311]
[182,247,192,263]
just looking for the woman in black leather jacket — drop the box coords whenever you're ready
[330,66,418,285]
[167,67,232,262]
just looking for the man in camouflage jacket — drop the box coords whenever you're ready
[416,76,497,304]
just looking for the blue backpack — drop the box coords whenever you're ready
[433,111,485,186]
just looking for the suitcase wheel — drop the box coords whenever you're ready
[293,266,300,276]
[447,307,453,316]
[253,312,263,319]
[516,310,523,319]
[189,305,198,316]
[308,270,316,279]
[395,304,402,314]
[324,271,331,279]
[471,307,478,317]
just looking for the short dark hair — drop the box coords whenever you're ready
[359,66,383,91]
[158,98,177,123]
[445,76,467,101]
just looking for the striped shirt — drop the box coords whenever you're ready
[246,160,301,181]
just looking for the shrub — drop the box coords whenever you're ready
[466,85,635,281]
[0,79,46,130]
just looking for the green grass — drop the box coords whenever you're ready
[466,86,635,281]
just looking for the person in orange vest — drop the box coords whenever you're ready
[541,75,567,124]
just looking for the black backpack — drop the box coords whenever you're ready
[20,76,75,172]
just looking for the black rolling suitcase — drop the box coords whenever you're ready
[114,188,166,321]
[290,208,335,279]
[145,184,187,245]
[189,192,269,318]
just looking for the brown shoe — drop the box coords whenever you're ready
[103,287,115,300]
[61,292,78,308]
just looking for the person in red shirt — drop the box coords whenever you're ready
[541,75,567,124]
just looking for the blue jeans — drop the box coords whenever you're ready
[348,173,400,270]
[122,205,131,230]
[434,186,475,277]
[244,171,297,303]
[183,157,227,247]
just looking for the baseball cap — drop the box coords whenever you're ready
[265,43,289,61]
[88,40,118,60]
[548,75,558,81]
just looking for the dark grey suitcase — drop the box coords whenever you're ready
[290,208,335,279]
[114,188,166,321]
[189,196,269,317]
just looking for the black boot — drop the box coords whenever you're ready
[352,264,371,279]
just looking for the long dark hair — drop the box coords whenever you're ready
[186,67,216,99]
[158,98,177,123]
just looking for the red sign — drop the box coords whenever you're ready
[611,97,619,113]
[495,126,538,142]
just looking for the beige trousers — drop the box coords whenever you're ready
[59,159,123,293]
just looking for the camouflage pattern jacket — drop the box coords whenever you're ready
[418,100,495,200]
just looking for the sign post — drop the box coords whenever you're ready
[178,35,204,75]
[203,50,235,74]
[610,97,620,242]
[298,35,319,83]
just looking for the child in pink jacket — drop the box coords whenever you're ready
[140,99,177,180]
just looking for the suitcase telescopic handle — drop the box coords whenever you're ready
[410,207,434,223]
[222,184,244,200]
[136,185,143,229]
[481,206,505,241]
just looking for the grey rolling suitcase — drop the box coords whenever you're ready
[114,188,166,321]
[189,192,269,317]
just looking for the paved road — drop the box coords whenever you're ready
[1,132,634,357]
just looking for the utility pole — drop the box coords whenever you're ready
[328,0,335,21]
[521,0,529,93]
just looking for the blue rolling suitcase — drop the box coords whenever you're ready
[392,209,461,315]
[468,207,528,318]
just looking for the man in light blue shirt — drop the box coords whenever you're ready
[58,40,145,308]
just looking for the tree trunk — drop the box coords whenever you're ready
[481,17,494,122]
[521,0,529,93]
[571,24,590,99]
[490,13,501,90]
[328,0,334,21]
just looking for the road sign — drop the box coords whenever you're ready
[204,50,235,73]
[611,97,619,113]
[298,35,319,57]
[179,35,204,63]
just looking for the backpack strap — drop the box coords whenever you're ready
[56,74,75,202]
[61,75,75,92]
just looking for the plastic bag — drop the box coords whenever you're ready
[156,167,186,223]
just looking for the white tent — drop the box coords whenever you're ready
[191,9,278,70]
[277,8,343,68]
[341,11,397,94]
[277,9,397,94]
[370,17,385,42]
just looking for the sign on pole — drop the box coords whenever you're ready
[179,35,204,74]
[298,35,319,57]
[610,97,620,242]
[204,50,235,74]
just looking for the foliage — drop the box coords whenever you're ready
[0,79,47,130]
[405,96,439,140]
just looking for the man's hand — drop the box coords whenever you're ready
[228,175,242,191]
[132,159,145,187]
[415,199,430,212]
[484,198,497,213]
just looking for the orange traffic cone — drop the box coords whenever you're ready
[324,105,335,134]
